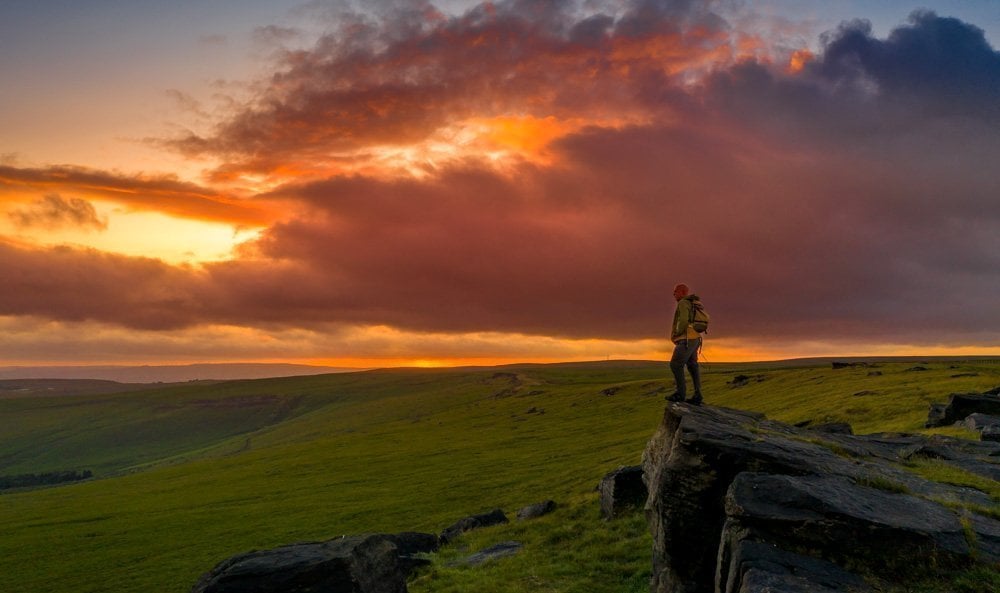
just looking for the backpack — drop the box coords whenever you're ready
[689,299,710,333]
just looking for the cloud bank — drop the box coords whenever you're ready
[1,2,998,359]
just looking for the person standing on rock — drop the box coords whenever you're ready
[667,283,704,405]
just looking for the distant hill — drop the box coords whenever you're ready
[2,357,996,383]
[0,363,360,383]
[0,378,152,398]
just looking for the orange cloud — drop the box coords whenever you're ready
[8,194,107,231]
[161,0,757,183]
[480,115,568,153]
[0,165,270,226]
[608,25,745,77]
[787,48,814,73]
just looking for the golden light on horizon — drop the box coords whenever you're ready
[0,200,265,265]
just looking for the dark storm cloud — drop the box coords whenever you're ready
[701,10,1000,143]
[815,11,1000,118]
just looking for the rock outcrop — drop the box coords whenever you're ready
[439,509,508,544]
[719,539,873,593]
[927,391,1000,427]
[926,388,1000,442]
[598,465,647,520]
[450,541,523,566]
[964,413,1000,432]
[643,402,1000,593]
[193,505,521,591]
[831,361,870,369]
[190,532,438,593]
[516,500,556,521]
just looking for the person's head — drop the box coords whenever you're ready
[673,283,689,302]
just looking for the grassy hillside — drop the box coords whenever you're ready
[0,360,998,593]
[0,378,160,399]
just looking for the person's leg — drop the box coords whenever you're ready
[668,340,688,401]
[687,337,703,403]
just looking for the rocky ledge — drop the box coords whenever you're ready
[643,401,1000,593]
[190,533,439,593]
[926,386,1000,442]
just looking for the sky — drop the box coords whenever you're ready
[1,0,998,368]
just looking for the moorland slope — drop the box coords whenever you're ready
[0,359,998,592]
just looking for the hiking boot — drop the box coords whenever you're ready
[689,395,704,406]
[666,392,685,402]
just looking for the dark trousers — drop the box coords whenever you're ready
[670,337,702,398]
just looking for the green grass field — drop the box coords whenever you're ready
[1,359,998,593]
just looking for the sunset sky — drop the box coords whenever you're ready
[1,0,999,368]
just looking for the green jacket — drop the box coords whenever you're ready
[671,294,702,343]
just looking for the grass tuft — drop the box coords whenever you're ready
[856,474,910,494]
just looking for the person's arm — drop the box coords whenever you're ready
[674,300,691,338]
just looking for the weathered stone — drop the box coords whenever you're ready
[926,403,949,428]
[440,509,508,544]
[730,374,751,387]
[717,539,872,593]
[736,568,859,593]
[190,533,436,593]
[451,541,523,566]
[983,425,1000,442]
[926,392,1000,427]
[817,432,1000,491]
[898,433,1000,461]
[729,374,766,387]
[383,533,439,572]
[831,362,867,369]
[642,402,1000,593]
[516,500,556,521]
[599,465,646,519]
[968,512,1000,564]
[643,404,851,593]
[964,413,1000,432]
[723,473,971,576]
[897,435,1000,483]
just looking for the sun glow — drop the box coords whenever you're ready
[362,114,647,177]
[222,113,648,185]
[1,200,263,264]
[101,210,263,264]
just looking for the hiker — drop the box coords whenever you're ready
[667,283,704,405]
